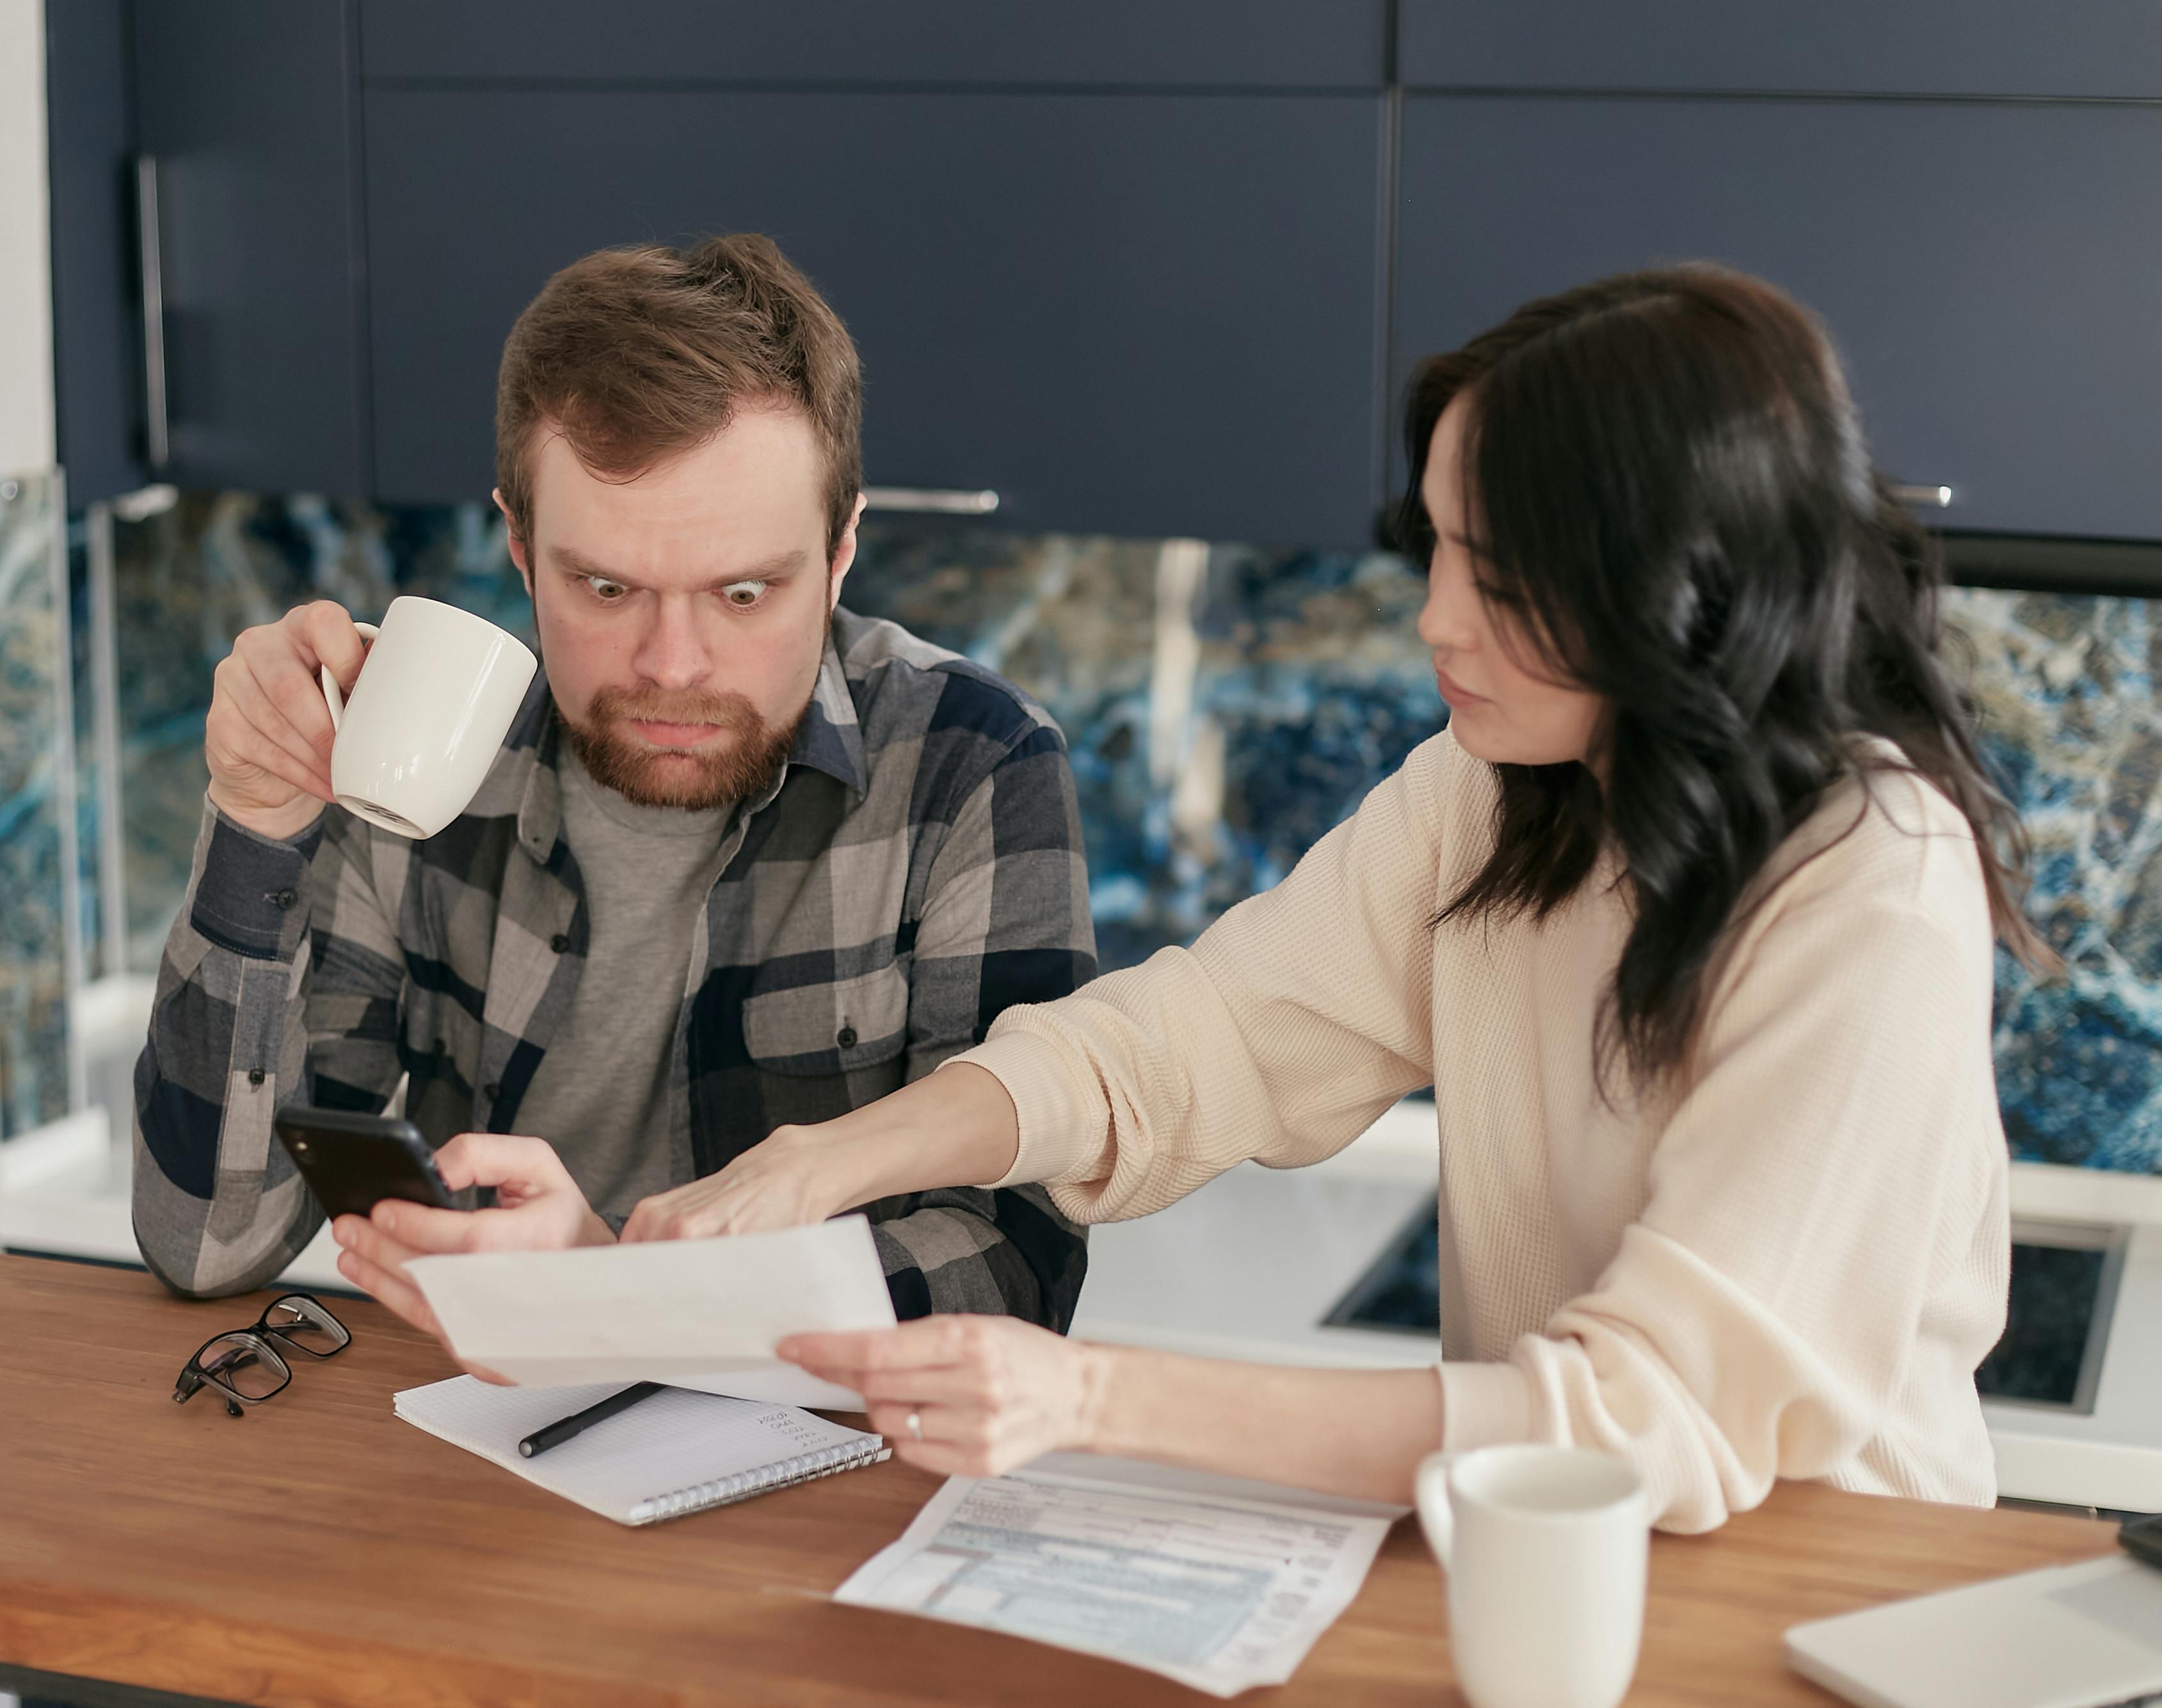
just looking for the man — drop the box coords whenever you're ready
[134,234,1096,1338]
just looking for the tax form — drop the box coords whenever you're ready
[833,1457,1404,1696]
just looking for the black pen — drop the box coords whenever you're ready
[518,1381,664,1458]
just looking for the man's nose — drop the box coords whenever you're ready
[631,596,716,690]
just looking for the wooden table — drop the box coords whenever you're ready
[0,1254,2124,1707]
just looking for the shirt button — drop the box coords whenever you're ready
[549,933,570,954]
[246,1068,266,1088]
[836,1026,858,1050]
[271,889,298,910]
[483,1082,501,1101]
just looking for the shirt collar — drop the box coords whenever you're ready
[787,627,869,798]
[508,673,565,866]
[510,629,867,865]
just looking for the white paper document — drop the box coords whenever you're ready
[833,1463,1402,1696]
[403,1213,895,1408]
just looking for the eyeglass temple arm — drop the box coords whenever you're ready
[176,1339,264,1393]
[259,1302,351,1355]
[261,1293,344,1329]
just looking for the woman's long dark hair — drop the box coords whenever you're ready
[1393,265,2052,1091]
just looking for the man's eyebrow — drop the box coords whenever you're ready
[549,545,629,582]
[548,545,811,589]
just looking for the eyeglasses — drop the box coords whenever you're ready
[173,1292,351,1416]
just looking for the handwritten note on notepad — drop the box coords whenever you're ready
[403,1214,895,1405]
[396,1376,886,1524]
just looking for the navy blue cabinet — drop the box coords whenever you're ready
[1393,95,2162,540]
[44,0,138,502]
[367,88,1388,547]
[45,2,2162,548]
[1399,1,2162,99]
[360,0,1388,88]
[128,1,370,497]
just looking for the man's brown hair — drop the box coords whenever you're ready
[495,233,863,557]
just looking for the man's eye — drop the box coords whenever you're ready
[582,575,630,603]
[721,580,770,609]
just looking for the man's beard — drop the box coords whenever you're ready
[559,685,803,810]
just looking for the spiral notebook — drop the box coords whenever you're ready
[394,1375,888,1526]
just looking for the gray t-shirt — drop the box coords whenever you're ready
[515,744,733,1221]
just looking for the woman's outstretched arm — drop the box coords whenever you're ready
[624,733,1474,1243]
[622,1061,1022,1240]
[780,1314,1446,1505]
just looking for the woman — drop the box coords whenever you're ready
[361,266,2046,1532]
[616,265,2050,1531]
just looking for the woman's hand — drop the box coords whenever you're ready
[623,1064,1023,1244]
[778,1316,1112,1477]
[331,1132,613,1381]
[620,1125,861,1242]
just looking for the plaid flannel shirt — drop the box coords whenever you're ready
[133,608,1097,1327]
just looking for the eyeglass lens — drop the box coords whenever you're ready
[196,1332,289,1401]
[259,1293,350,1357]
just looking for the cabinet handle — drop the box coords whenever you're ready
[1889,483,1953,509]
[861,487,1000,515]
[134,155,170,470]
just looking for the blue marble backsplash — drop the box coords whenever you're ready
[86,497,1439,982]
[1,491,2156,1181]
[1953,592,2162,1177]
[0,475,72,1138]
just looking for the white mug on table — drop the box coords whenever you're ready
[1416,1443,1650,1708]
[318,595,537,839]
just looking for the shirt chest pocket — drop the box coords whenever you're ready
[741,964,910,1077]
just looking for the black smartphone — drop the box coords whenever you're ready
[273,1106,458,1222]
[2123,1512,2162,1572]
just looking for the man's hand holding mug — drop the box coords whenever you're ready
[205,600,371,840]
[205,595,537,843]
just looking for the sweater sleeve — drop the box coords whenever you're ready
[956,732,1471,1221]
[1439,832,2008,1533]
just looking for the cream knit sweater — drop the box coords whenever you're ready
[961,728,2008,1532]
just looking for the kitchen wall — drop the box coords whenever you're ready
[0,0,54,475]
[1959,591,2162,1174]
[92,500,1437,978]
[50,492,2162,1181]
[0,474,72,1138]
[0,0,68,1141]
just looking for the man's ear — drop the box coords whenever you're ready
[494,488,534,596]
[827,492,867,612]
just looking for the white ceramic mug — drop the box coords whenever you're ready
[318,596,538,839]
[1416,1444,1650,1708]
